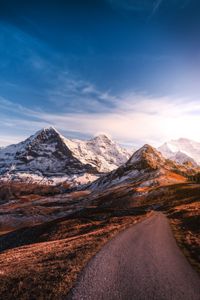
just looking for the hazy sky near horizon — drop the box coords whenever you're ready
[1,0,200,147]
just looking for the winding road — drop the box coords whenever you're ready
[67,213,200,300]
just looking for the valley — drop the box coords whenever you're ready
[0,128,199,299]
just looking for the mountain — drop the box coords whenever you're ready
[158,138,200,165]
[0,127,131,184]
[64,134,131,173]
[0,127,94,176]
[90,144,198,191]
[169,151,198,166]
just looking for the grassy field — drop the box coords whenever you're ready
[0,204,148,299]
[168,199,200,274]
[0,181,199,299]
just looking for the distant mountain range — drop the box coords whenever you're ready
[158,138,200,166]
[90,144,198,191]
[0,127,131,185]
[0,128,199,187]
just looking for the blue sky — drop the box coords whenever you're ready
[0,0,200,147]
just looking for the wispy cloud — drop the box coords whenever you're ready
[107,0,163,15]
[108,0,150,12]
[148,0,163,20]
[37,96,200,147]
[1,91,200,148]
[45,72,118,113]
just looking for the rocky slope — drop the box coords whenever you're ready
[159,138,200,166]
[90,144,198,190]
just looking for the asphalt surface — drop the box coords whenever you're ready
[67,212,200,300]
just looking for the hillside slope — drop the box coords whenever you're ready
[90,144,197,191]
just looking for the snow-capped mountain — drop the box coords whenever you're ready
[0,127,131,184]
[64,134,131,173]
[90,144,198,190]
[158,138,200,165]
[169,151,198,166]
[0,127,94,176]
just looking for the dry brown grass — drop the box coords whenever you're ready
[0,187,91,234]
[0,182,62,203]
[168,200,200,274]
[0,179,199,299]
[0,206,148,299]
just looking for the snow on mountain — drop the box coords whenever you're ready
[90,144,197,191]
[0,127,131,185]
[0,171,99,188]
[158,138,200,165]
[127,144,166,167]
[169,151,198,166]
[64,134,131,173]
[0,127,94,176]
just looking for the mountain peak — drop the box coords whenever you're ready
[159,137,200,165]
[128,144,159,160]
[177,137,190,142]
[127,144,165,169]
[31,126,61,142]
[39,126,59,135]
[44,125,58,132]
[92,134,113,144]
[94,133,111,139]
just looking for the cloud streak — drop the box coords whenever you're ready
[107,0,163,15]
[46,74,118,113]
[148,0,163,19]
[1,92,200,148]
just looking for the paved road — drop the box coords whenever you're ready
[67,213,200,300]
